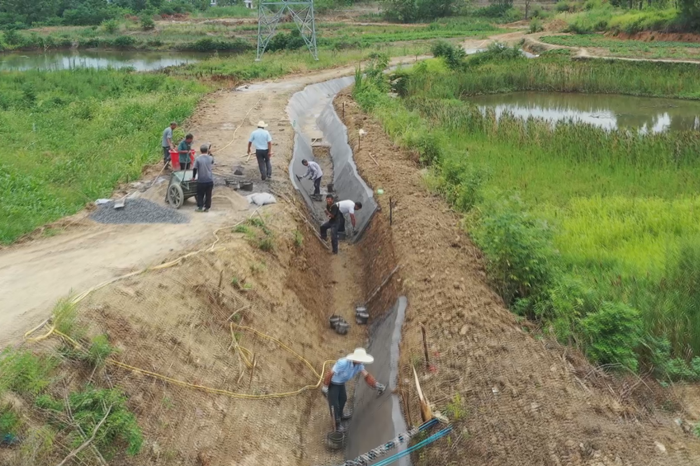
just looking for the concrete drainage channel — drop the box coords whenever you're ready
[287,79,413,464]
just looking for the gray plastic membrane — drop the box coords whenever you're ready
[287,77,377,240]
[345,297,410,466]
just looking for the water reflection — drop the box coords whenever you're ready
[470,92,700,133]
[0,50,209,71]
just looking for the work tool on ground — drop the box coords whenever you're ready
[165,169,198,209]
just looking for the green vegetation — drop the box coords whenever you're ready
[37,386,143,457]
[0,69,208,244]
[541,34,700,60]
[355,48,700,377]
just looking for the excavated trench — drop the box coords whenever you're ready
[287,78,409,464]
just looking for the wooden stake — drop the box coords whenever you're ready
[248,355,257,390]
[420,323,430,369]
[217,269,224,305]
[368,152,379,166]
[412,365,433,422]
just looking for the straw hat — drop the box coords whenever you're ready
[346,348,374,364]
[257,120,268,128]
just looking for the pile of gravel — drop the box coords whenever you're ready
[91,198,189,225]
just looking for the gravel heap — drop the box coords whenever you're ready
[90,198,189,225]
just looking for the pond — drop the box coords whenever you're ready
[0,50,212,72]
[470,92,700,133]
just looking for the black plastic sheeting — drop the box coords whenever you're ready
[345,297,410,466]
[287,77,377,241]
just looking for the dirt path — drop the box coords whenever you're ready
[466,29,700,64]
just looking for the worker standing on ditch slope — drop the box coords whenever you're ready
[322,348,385,432]
[298,158,323,199]
[247,120,273,181]
[161,121,177,165]
[193,144,215,213]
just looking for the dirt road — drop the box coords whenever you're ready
[0,55,424,346]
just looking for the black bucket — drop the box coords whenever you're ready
[240,181,254,192]
[326,431,346,451]
[327,183,335,193]
[329,315,342,329]
[355,311,369,325]
[335,321,350,335]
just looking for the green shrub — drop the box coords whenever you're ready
[85,334,116,368]
[38,386,143,457]
[3,29,22,46]
[0,349,57,397]
[529,17,544,33]
[259,237,274,252]
[431,40,466,70]
[101,19,119,34]
[473,196,557,316]
[183,37,252,53]
[580,302,642,371]
[113,35,136,48]
[503,7,524,22]
[293,229,303,247]
[0,408,20,437]
[140,14,155,31]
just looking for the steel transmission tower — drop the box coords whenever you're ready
[256,0,318,61]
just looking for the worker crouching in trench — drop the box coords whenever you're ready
[322,348,385,432]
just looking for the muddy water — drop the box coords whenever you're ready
[0,50,211,71]
[470,92,700,133]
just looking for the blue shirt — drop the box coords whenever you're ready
[331,358,365,384]
[249,128,272,151]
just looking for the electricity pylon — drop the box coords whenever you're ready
[256,0,318,61]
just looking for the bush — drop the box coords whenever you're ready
[37,386,143,456]
[0,349,57,397]
[113,35,137,48]
[473,3,512,18]
[382,0,463,22]
[3,29,23,46]
[473,196,557,316]
[140,14,155,31]
[580,302,642,371]
[503,7,524,22]
[102,19,119,34]
[86,334,116,368]
[469,42,523,65]
[529,17,544,33]
[431,40,466,70]
[266,29,306,52]
[183,37,252,52]
[0,409,20,437]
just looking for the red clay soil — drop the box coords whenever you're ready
[334,90,700,466]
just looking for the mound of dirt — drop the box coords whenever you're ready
[335,90,700,466]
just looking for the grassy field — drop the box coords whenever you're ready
[354,48,700,378]
[0,70,209,243]
[541,34,700,60]
[1,17,498,53]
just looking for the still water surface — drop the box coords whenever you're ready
[0,50,210,71]
[470,92,700,133]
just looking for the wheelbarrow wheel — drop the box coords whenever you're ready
[167,184,185,209]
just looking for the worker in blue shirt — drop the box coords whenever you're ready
[322,348,386,432]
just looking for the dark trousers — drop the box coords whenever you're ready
[256,149,272,180]
[320,214,345,254]
[180,161,191,170]
[327,383,347,425]
[313,177,322,195]
[163,147,171,164]
[196,181,214,210]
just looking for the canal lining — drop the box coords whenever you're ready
[287,79,410,463]
[287,77,377,240]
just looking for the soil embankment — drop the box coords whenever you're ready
[335,89,700,465]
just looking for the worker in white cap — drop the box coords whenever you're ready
[247,120,273,181]
[322,348,385,432]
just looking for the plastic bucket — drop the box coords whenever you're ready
[169,150,195,170]
[326,431,346,451]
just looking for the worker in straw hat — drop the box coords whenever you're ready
[322,348,385,432]
[247,120,273,181]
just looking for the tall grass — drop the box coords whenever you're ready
[355,55,700,372]
[0,69,208,243]
[195,6,256,18]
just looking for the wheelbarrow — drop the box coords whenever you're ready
[166,169,198,209]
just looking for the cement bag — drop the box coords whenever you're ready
[246,193,277,206]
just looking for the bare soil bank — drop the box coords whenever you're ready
[334,89,700,466]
